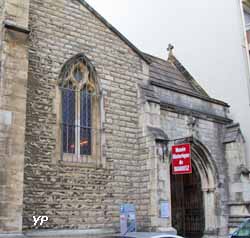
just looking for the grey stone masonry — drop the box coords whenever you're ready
[23,0,150,232]
[0,0,30,234]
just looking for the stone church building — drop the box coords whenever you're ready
[0,0,250,237]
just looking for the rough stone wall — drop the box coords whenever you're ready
[0,0,30,233]
[0,0,4,60]
[23,0,150,231]
[138,97,173,231]
[225,137,250,232]
[3,0,29,26]
[0,1,3,16]
[226,139,250,202]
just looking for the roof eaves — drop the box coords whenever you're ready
[78,0,151,64]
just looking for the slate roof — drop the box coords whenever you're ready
[143,53,205,96]
[143,53,230,107]
[223,123,245,144]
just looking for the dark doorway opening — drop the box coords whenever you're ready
[170,163,205,238]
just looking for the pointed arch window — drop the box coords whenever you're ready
[58,54,100,162]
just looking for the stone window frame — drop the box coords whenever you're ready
[54,54,104,167]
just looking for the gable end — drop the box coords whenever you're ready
[78,0,150,64]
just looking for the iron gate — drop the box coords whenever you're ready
[170,164,205,238]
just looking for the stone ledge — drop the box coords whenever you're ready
[24,228,116,237]
[0,233,25,238]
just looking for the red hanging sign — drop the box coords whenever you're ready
[172,143,192,174]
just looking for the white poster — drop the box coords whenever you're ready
[160,201,169,218]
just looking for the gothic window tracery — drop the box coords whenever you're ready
[58,54,100,162]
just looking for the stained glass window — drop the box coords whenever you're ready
[73,65,84,82]
[60,58,97,160]
[62,84,75,154]
[80,87,92,155]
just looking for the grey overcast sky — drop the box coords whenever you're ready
[86,0,246,101]
[87,0,250,160]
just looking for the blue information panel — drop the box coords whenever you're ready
[120,204,136,235]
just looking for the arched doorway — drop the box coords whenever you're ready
[170,163,205,238]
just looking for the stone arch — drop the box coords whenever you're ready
[191,138,218,192]
[58,53,102,94]
[190,138,219,235]
[169,137,219,235]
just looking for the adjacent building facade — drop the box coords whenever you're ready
[0,0,249,237]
